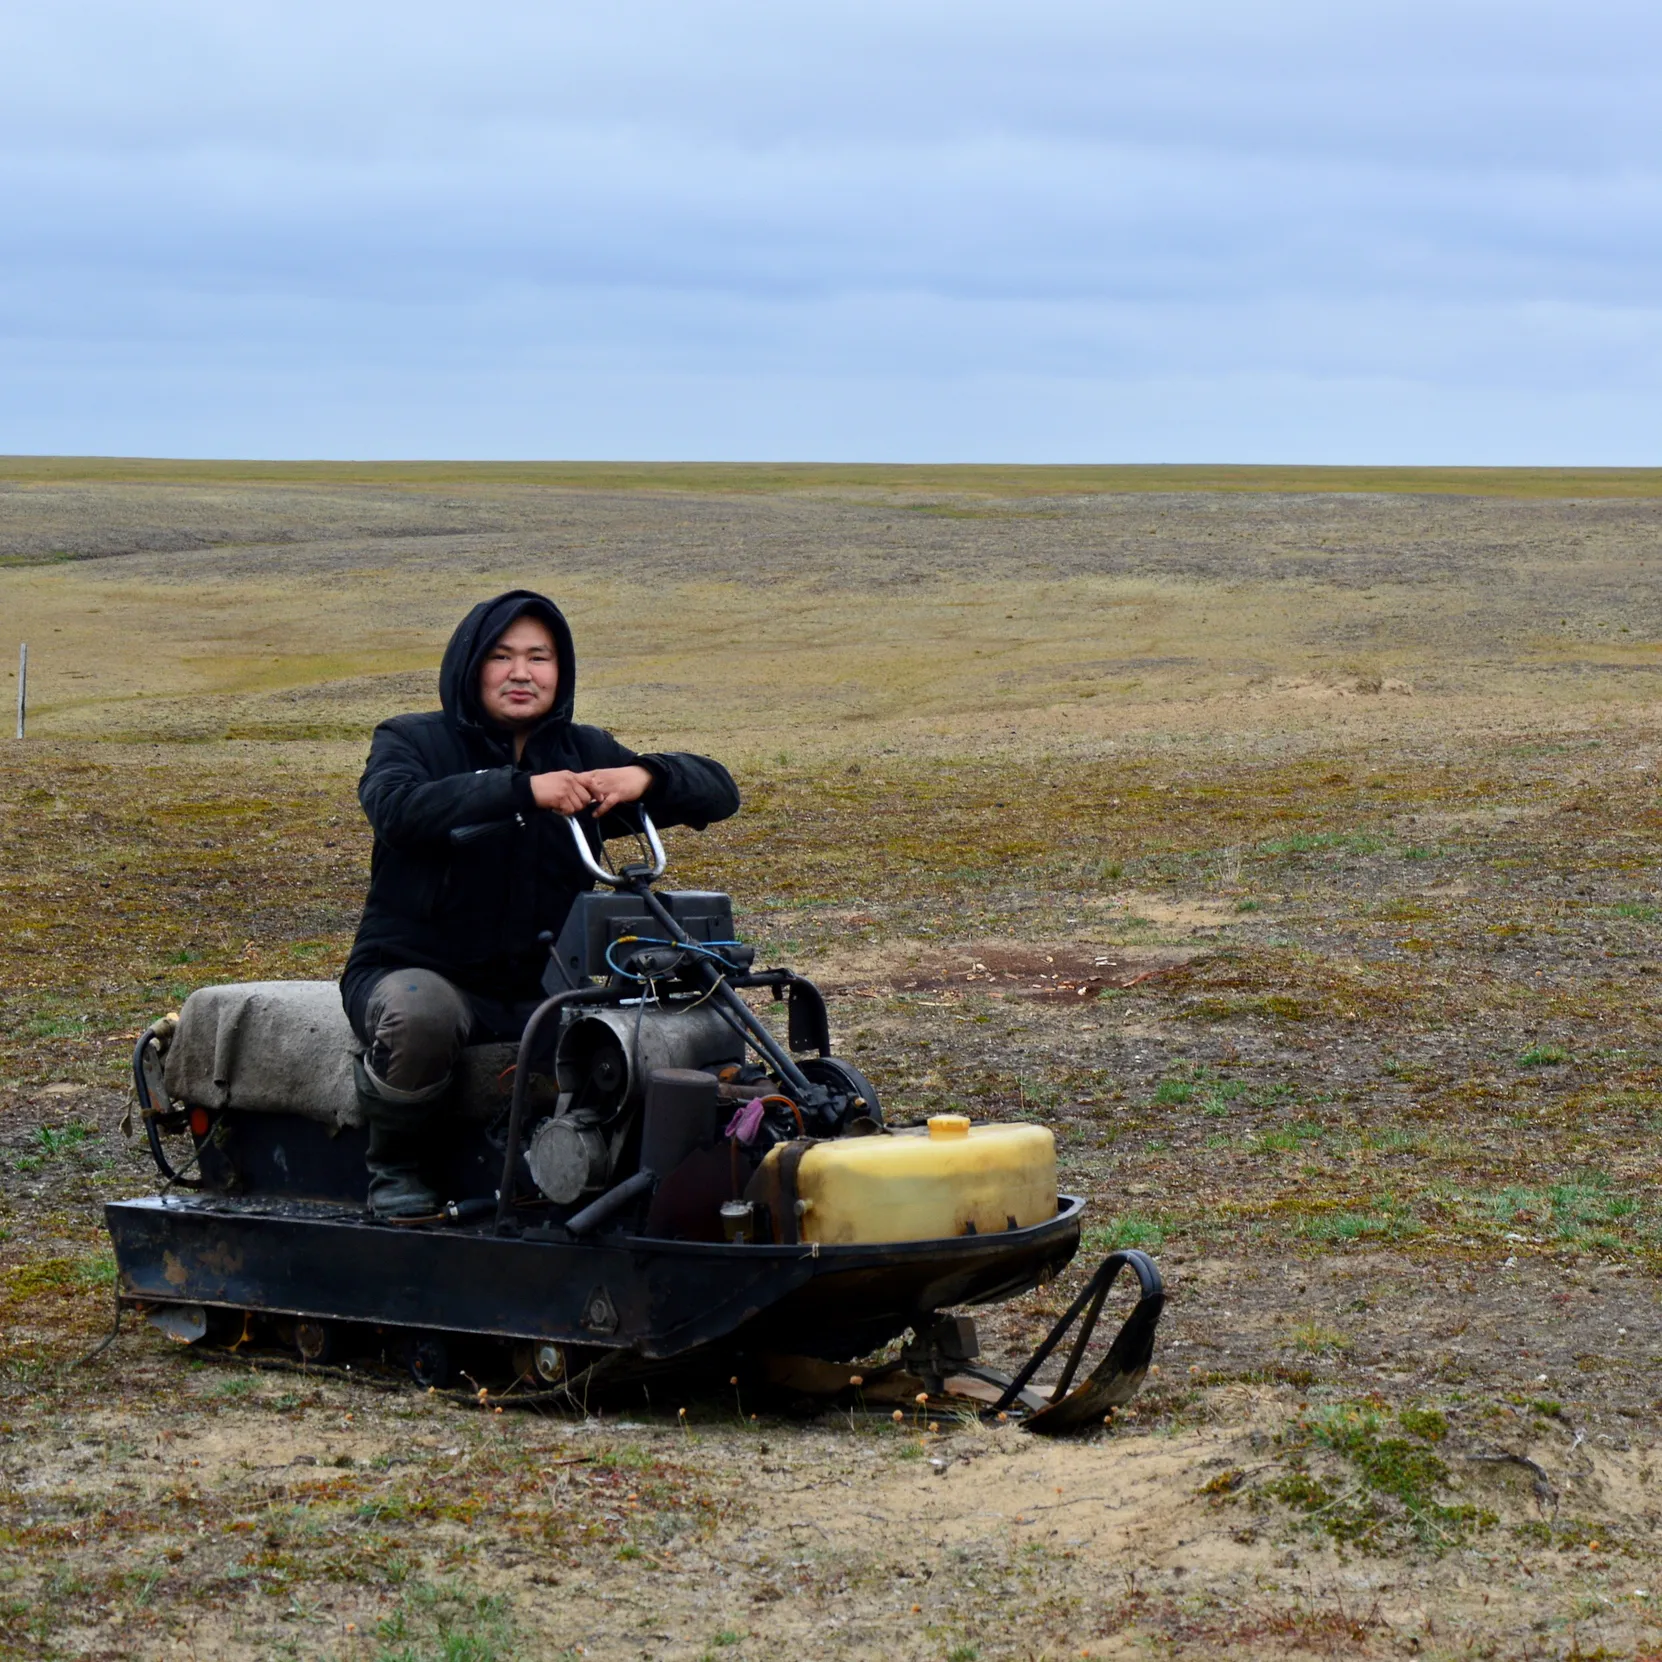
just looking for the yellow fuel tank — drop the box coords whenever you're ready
[747,1115,1057,1245]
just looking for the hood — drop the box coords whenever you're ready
[438,589,577,735]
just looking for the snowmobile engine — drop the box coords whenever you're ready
[554,1005,739,1113]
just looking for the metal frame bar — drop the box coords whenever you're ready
[493,985,619,1232]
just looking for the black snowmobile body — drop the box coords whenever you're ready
[107,814,1163,1425]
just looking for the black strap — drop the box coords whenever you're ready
[774,1140,814,1245]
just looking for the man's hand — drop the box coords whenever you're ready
[574,765,655,817]
[528,770,598,815]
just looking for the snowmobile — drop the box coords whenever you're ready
[107,812,1164,1430]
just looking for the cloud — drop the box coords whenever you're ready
[0,1,1658,459]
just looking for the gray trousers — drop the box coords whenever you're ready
[360,969,475,1105]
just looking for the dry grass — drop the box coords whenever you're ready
[2,467,1662,1659]
[7,456,1662,496]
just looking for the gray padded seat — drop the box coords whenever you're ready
[162,981,524,1130]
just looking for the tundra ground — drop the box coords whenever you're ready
[1,462,1659,1660]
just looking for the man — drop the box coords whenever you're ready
[341,589,740,1217]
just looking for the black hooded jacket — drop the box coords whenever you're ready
[340,590,739,1034]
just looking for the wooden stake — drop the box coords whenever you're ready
[13,642,23,740]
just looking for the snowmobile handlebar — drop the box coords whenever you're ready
[566,808,667,888]
[448,809,667,885]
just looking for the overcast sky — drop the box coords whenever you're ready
[1,1,1657,462]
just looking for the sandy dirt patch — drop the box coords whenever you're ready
[808,939,1203,1002]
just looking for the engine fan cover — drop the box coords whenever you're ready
[525,1117,611,1204]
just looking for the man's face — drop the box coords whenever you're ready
[478,616,559,730]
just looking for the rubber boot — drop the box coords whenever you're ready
[356,1059,442,1219]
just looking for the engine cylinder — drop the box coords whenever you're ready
[554,1005,742,1113]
